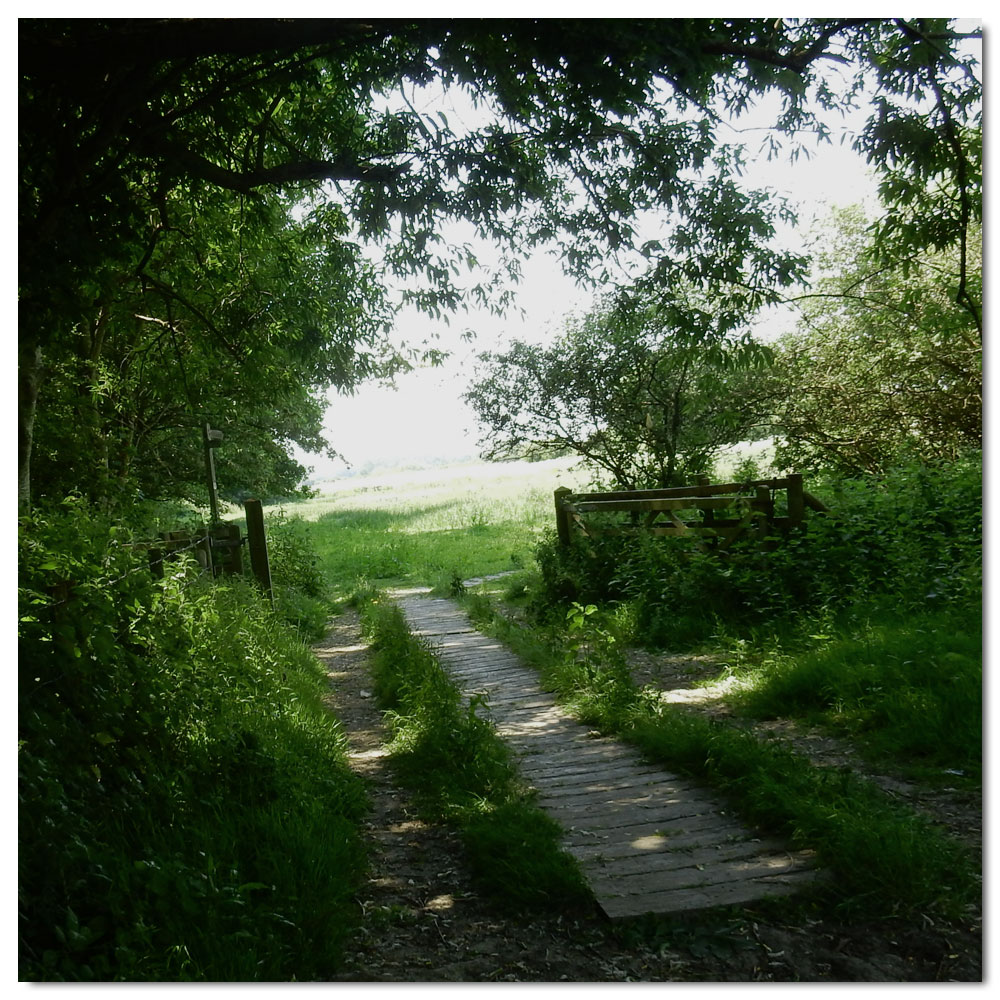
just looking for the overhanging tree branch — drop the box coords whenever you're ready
[150,138,406,193]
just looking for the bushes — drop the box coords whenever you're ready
[532,455,982,649]
[18,499,366,981]
[265,510,331,640]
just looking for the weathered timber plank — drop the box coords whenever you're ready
[517,758,667,783]
[564,479,792,503]
[580,839,802,877]
[506,734,636,756]
[552,795,724,828]
[587,852,813,894]
[534,777,671,803]
[571,497,737,513]
[480,692,559,710]
[597,870,817,920]
[562,814,753,852]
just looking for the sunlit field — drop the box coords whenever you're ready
[279,457,595,598]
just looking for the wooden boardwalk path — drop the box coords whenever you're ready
[394,593,818,921]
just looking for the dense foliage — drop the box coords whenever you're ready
[18,17,983,982]
[18,500,364,980]
[766,208,982,475]
[465,292,771,488]
[19,19,981,511]
[532,454,981,648]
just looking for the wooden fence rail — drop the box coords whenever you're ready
[554,474,828,551]
[134,499,273,605]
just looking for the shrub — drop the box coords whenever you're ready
[265,510,327,599]
[263,510,332,639]
[530,454,982,649]
[18,499,366,981]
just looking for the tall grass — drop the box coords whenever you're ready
[725,611,981,781]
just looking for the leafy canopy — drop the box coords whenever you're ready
[18,18,982,507]
[767,206,982,476]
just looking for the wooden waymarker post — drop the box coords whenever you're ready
[243,498,273,607]
[554,487,573,547]
[202,422,224,525]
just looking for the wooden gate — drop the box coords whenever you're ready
[554,474,828,551]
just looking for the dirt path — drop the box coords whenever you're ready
[314,610,982,982]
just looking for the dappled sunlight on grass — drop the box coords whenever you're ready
[717,614,981,781]
[284,459,595,598]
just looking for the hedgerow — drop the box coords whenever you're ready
[18,497,365,981]
[532,453,981,649]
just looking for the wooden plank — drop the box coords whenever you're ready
[547,799,724,831]
[243,499,273,607]
[566,479,792,503]
[588,852,813,893]
[786,473,805,528]
[555,486,573,546]
[518,757,666,782]
[514,743,639,768]
[581,839,802,877]
[571,497,738,514]
[564,825,757,861]
[597,869,817,920]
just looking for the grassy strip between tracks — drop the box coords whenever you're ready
[355,589,592,912]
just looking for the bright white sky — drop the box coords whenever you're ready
[295,22,979,483]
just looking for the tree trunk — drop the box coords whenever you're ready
[18,340,43,516]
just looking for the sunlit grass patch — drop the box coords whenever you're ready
[282,459,593,599]
[726,610,981,781]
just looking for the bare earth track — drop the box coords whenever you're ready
[314,607,982,982]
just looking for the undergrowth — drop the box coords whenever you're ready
[18,497,366,981]
[532,453,981,650]
[356,592,591,911]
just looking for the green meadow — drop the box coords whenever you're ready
[282,457,594,598]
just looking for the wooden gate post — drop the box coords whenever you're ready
[243,498,274,607]
[210,522,244,576]
[786,474,805,528]
[753,485,773,542]
[554,487,573,547]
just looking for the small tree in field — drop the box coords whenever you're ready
[465,294,771,490]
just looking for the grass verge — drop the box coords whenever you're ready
[19,501,368,981]
[355,591,591,911]
[719,609,981,784]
